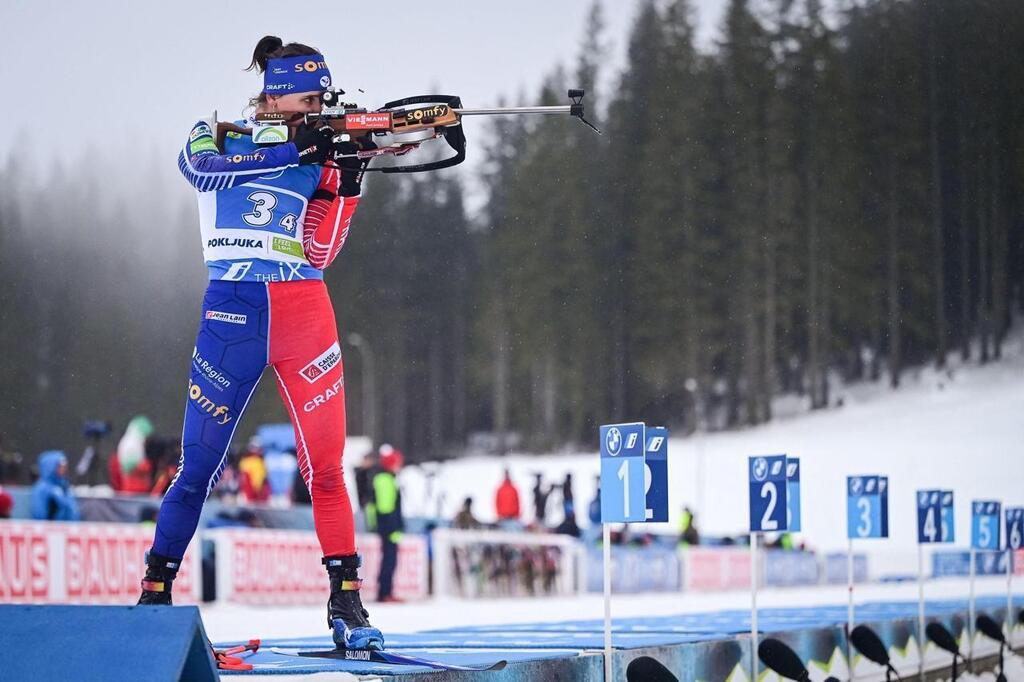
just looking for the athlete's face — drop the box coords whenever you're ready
[267,91,323,114]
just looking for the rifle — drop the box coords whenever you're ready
[214,89,600,174]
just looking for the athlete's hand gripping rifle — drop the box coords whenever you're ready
[215,89,599,173]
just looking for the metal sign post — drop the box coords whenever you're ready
[748,455,788,682]
[598,422,646,681]
[916,490,943,681]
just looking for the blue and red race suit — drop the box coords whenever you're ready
[152,119,359,560]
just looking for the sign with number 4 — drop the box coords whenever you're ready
[917,490,943,544]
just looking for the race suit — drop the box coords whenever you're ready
[152,118,358,559]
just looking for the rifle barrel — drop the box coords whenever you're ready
[454,105,574,116]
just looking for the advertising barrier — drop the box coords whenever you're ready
[932,549,1010,577]
[679,546,753,591]
[0,519,201,604]
[762,549,819,587]
[209,528,428,605]
[822,552,869,584]
[585,545,681,593]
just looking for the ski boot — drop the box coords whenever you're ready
[324,554,384,650]
[137,550,181,605]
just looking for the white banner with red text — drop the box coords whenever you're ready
[0,519,201,604]
[208,528,428,605]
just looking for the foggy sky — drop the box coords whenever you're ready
[1,0,727,199]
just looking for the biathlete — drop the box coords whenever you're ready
[137,35,383,651]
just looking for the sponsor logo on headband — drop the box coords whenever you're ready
[295,59,329,73]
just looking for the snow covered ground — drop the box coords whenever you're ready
[390,329,1024,580]
[202,576,1016,642]
[200,338,1024,678]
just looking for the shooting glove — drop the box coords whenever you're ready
[333,137,377,197]
[293,125,334,165]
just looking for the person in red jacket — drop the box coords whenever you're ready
[494,468,521,527]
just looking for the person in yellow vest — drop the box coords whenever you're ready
[678,506,700,546]
[371,446,404,602]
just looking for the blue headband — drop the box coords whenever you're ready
[263,54,332,94]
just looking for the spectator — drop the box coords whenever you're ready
[108,416,156,494]
[554,473,580,537]
[30,451,80,521]
[0,485,13,518]
[238,439,270,504]
[289,448,311,506]
[679,506,700,546]
[453,496,481,530]
[371,446,404,602]
[0,434,28,485]
[355,448,381,530]
[531,473,552,527]
[212,453,241,504]
[265,446,298,508]
[587,474,601,526]
[146,438,180,497]
[494,468,521,525]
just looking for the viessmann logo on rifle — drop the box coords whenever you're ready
[346,112,392,129]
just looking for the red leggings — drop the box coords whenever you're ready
[155,279,354,558]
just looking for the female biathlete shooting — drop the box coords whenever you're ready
[137,35,383,651]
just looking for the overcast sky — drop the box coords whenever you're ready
[1,1,728,196]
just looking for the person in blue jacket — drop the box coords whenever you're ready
[30,451,80,521]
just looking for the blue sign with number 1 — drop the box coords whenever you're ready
[749,455,788,533]
[600,422,646,523]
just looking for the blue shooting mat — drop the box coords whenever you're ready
[215,594,1024,674]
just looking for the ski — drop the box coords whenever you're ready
[270,646,507,672]
[213,639,260,671]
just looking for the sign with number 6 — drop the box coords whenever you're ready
[1006,508,1024,551]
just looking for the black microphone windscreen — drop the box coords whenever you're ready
[626,656,679,682]
[925,622,960,656]
[758,638,809,681]
[850,625,890,666]
[976,614,1006,643]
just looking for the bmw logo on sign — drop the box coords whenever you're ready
[752,456,768,482]
[605,427,622,456]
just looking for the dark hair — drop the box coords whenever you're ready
[246,35,322,106]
